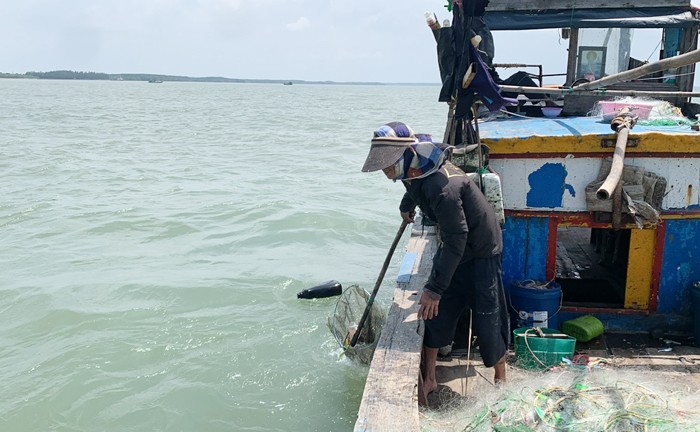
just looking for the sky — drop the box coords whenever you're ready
[1,0,700,83]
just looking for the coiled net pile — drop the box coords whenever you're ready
[422,367,700,431]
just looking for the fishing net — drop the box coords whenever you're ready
[327,284,386,365]
[590,97,697,127]
[421,367,700,431]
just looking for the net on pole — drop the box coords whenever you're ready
[327,285,385,365]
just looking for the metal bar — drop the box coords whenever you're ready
[573,47,700,90]
[498,85,700,97]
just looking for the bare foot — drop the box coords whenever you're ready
[493,356,506,385]
[423,378,438,398]
[418,372,427,406]
[418,373,437,407]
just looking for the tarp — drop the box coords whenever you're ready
[485,7,698,30]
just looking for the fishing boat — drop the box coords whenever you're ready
[355,1,700,430]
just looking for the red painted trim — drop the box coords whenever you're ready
[505,209,700,222]
[490,152,698,159]
[649,220,666,312]
[546,218,558,281]
[491,153,607,159]
[506,210,587,218]
[662,211,700,218]
[505,210,636,228]
[505,209,550,218]
[561,306,650,316]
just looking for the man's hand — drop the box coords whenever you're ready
[401,210,416,223]
[418,289,441,320]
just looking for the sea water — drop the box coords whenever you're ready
[0,79,445,431]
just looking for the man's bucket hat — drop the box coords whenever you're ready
[361,122,417,172]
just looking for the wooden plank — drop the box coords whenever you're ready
[624,229,655,310]
[354,225,437,432]
[641,346,700,370]
[397,252,417,283]
[677,25,699,93]
[655,158,700,209]
[486,0,689,11]
[566,28,579,86]
[610,346,700,375]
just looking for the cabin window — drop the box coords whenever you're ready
[555,226,629,308]
[576,28,632,80]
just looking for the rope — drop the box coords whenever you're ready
[497,109,563,121]
[522,328,549,368]
[645,39,663,63]
[464,308,473,395]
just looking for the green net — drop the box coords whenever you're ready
[421,368,700,431]
[327,285,385,365]
[591,97,698,128]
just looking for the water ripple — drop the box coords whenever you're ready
[0,80,444,431]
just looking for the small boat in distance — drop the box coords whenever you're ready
[148,79,163,83]
[283,81,293,85]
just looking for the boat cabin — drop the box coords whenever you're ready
[472,0,700,333]
[484,0,700,116]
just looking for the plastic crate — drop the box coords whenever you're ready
[513,327,576,370]
[562,315,604,342]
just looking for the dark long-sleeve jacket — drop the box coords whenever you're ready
[399,161,502,296]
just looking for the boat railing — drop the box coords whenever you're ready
[493,63,562,88]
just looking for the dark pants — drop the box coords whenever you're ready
[423,255,509,367]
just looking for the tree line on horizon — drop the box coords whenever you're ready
[0,70,391,85]
[2,70,251,83]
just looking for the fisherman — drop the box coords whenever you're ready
[361,121,509,398]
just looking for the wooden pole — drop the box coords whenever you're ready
[565,28,579,86]
[498,85,700,98]
[573,48,700,90]
[349,220,409,347]
[677,25,700,92]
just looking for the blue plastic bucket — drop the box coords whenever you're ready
[509,280,563,330]
[692,282,700,348]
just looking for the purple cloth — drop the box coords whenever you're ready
[467,44,518,111]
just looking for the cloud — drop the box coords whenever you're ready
[286,17,310,32]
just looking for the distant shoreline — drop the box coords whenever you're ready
[0,70,438,86]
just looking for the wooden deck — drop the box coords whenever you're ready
[420,334,700,431]
[431,333,700,407]
[354,222,436,432]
